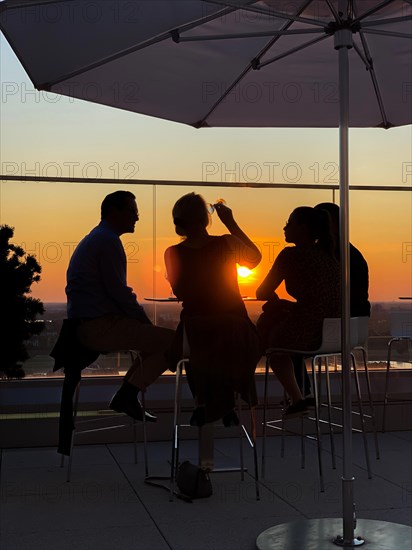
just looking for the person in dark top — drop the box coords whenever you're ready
[256,206,340,418]
[314,202,371,317]
[290,202,371,402]
[164,193,261,426]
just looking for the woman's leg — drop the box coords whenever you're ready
[270,353,303,404]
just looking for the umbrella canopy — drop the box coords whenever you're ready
[0,0,411,128]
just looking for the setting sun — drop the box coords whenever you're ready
[237,266,253,278]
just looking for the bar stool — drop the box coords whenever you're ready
[346,317,380,459]
[262,317,372,493]
[382,309,412,432]
[319,317,380,461]
[170,327,260,501]
[60,350,149,482]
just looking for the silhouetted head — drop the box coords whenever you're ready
[284,206,335,255]
[100,190,138,235]
[314,202,339,237]
[172,193,210,237]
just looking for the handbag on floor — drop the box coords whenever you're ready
[176,460,213,499]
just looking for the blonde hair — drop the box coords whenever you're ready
[172,193,210,236]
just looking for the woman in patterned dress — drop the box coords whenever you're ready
[256,206,340,418]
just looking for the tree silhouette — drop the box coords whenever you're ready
[0,225,44,378]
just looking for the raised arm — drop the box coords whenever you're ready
[214,202,261,269]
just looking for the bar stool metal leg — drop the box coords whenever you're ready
[170,358,186,501]
[66,381,81,482]
[128,350,141,468]
[357,346,380,459]
[235,394,259,500]
[324,357,336,470]
[280,391,287,460]
[140,391,148,477]
[261,356,270,478]
[351,354,372,479]
[382,338,397,433]
[237,394,245,481]
[300,360,306,470]
[311,356,324,493]
[299,415,305,470]
[249,405,260,501]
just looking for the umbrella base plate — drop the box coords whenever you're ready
[332,534,365,547]
[256,518,412,549]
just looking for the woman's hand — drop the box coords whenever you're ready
[214,202,235,228]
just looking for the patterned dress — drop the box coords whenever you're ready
[258,245,341,351]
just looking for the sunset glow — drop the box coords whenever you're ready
[237,266,253,279]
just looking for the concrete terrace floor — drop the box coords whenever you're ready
[1,430,411,550]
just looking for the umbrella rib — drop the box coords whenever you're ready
[325,0,341,22]
[353,38,390,128]
[34,5,242,89]
[204,0,326,28]
[354,0,397,24]
[361,28,412,38]
[193,0,314,127]
[258,34,329,70]
[179,28,324,42]
[362,14,412,26]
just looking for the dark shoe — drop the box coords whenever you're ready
[282,399,309,419]
[109,393,157,422]
[304,396,316,409]
[222,410,240,427]
[280,397,291,407]
[189,406,206,427]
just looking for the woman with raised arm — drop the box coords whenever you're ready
[164,192,261,426]
[256,206,340,418]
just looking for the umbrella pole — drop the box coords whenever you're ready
[333,23,364,547]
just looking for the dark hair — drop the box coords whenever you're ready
[314,202,339,225]
[291,206,335,256]
[172,193,209,236]
[101,191,136,219]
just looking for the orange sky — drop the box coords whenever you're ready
[1,181,411,304]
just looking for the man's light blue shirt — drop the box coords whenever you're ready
[66,220,150,323]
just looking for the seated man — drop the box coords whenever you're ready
[315,202,370,317]
[65,190,175,421]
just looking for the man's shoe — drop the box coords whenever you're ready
[282,399,309,419]
[109,393,157,422]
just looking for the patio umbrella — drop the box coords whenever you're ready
[1,1,411,547]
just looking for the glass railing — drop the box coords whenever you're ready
[0,177,410,379]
